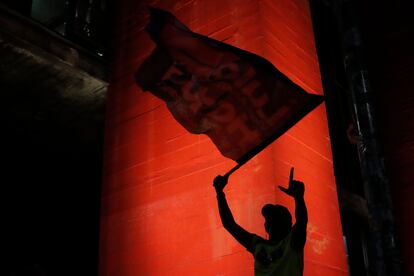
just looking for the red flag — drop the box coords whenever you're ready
[136,7,323,164]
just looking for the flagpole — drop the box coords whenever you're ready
[223,162,243,179]
[222,95,324,180]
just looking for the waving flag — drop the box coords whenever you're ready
[136,7,323,165]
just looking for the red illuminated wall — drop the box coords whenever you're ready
[100,0,348,275]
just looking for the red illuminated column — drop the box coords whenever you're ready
[99,0,348,275]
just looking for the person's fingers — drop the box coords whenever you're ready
[278,185,289,193]
[213,175,221,186]
[292,180,304,187]
[289,167,294,184]
[214,175,227,188]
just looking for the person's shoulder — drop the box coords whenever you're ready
[248,234,266,253]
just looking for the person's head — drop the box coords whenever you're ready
[261,204,292,241]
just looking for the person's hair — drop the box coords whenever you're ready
[261,204,292,228]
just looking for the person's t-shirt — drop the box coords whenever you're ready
[249,232,303,276]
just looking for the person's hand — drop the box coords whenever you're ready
[213,175,228,194]
[278,168,304,199]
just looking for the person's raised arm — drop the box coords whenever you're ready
[214,175,255,251]
[278,168,308,251]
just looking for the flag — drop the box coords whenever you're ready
[136,7,324,164]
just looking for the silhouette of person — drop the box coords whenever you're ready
[213,168,307,275]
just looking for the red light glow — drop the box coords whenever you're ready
[100,0,348,275]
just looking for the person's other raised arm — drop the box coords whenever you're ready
[214,175,255,251]
[278,168,308,251]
